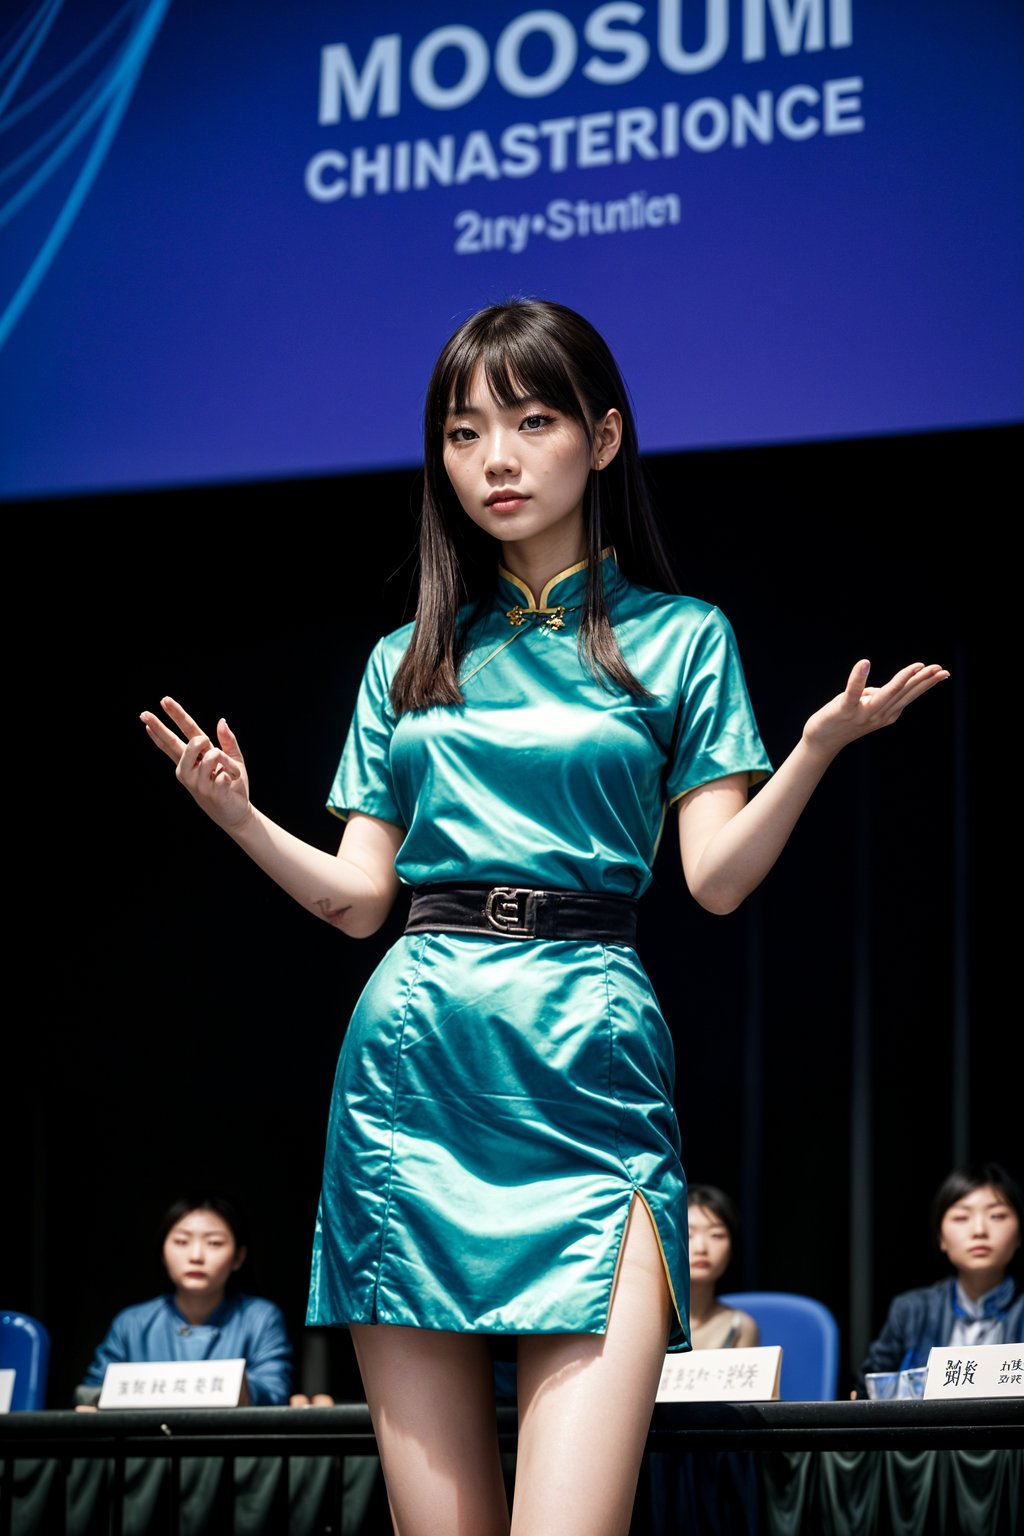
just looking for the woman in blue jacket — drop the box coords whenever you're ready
[857,1162,1023,1395]
[81,1194,293,1407]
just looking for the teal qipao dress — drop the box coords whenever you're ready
[306,551,771,1350]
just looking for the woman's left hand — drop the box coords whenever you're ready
[802,659,949,758]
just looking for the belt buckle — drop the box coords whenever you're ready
[483,886,533,936]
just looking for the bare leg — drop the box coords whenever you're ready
[512,1197,673,1536]
[350,1323,510,1536]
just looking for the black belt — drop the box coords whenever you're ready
[405,884,638,945]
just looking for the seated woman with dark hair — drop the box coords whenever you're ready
[79,1194,294,1407]
[857,1161,1023,1395]
[687,1184,759,1349]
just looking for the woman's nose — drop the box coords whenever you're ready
[483,430,520,476]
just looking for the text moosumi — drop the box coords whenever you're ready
[318,0,855,123]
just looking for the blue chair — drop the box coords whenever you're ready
[717,1290,839,1401]
[0,1310,51,1410]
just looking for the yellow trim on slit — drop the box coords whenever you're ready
[605,1189,685,1343]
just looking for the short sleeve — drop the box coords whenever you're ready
[666,607,772,803]
[326,638,405,827]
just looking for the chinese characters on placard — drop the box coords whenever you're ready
[942,1359,978,1387]
[660,1361,760,1393]
[115,1376,228,1398]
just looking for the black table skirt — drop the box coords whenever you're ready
[3,1400,1021,1536]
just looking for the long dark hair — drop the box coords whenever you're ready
[390,298,678,714]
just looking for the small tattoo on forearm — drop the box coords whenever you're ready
[315,897,350,924]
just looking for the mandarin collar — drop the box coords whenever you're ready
[167,1294,234,1331]
[496,546,623,615]
[954,1275,1016,1321]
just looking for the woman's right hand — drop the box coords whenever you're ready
[140,697,252,832]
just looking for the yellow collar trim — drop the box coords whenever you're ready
[497,546,614,611]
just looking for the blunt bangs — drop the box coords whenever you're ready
[432,308,594,443]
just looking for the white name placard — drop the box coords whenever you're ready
[98,1358,246,1409]
[0,1369,15,1413]
[923,1342,1024,1400]
[656,1345,782,1402]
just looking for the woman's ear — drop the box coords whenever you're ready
[232,1244,248,1273]
[591,409,622,471]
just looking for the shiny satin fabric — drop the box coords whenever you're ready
[307,552,772,1350]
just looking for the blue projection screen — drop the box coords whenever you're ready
[1,0,1021,498]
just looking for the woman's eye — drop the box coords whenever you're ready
[446,426,476,443]
[520,413,553,430]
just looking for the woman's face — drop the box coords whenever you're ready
[162,1209,245,1303]
[688,1204,733,1287]
[939,1184,1021,1281]
[442,363,619,554]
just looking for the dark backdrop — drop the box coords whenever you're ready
[6,421,1016,1406]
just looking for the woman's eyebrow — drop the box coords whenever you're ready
[446,395,545,418]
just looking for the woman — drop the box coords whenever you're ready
[80,1194,294,1407]
[142,298,946,1535]
[687,1185,759,1350]
[857,1162,1023,1396]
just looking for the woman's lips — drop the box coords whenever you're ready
[485,492,530,512]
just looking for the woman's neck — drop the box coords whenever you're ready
[500,524,587,607]
[174,1288,227,1327]
[957,1266,1008,1304]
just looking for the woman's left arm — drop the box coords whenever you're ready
[678,659,948,914]
[241,1302,295,1407]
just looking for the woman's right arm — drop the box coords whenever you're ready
[81,1313,128,1387]
[855,1293,914,1395]
[140,698,403,938]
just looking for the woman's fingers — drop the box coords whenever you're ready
[216,716,244,763]
[139,696,206,764]
[140,699,250,829]
[140,699,242,782]
[178,731,215,778]
[846,662,949,730]
[140,710,187,764]
[160,695,204,739]
[807,660,948,754]
[843,660,872,704]
[176,733,244,787]
[866,663,948,715]
[204,749,242,784]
